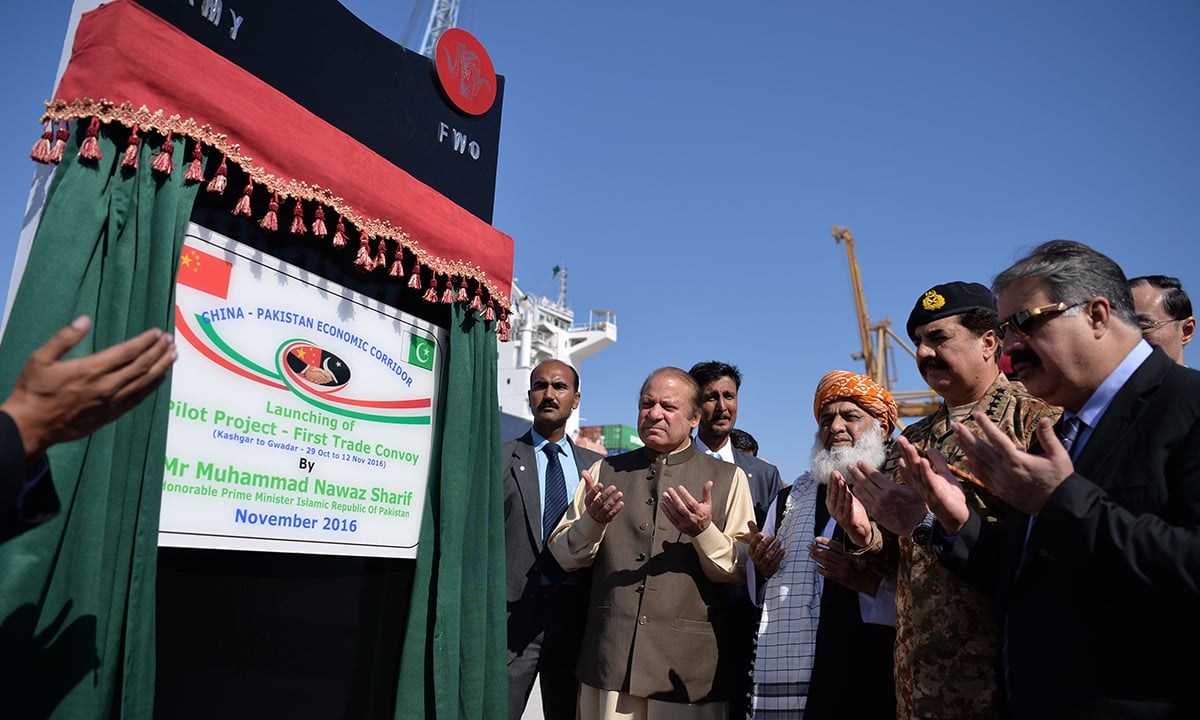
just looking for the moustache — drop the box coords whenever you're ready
[826,432,852,447]
[919,358,949,375]
[537,400,560,410]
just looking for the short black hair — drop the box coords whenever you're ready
[1129,275,1193,320]
[958,307,1002,361]
[728,428,758,455]
[688,361,742,390]
[530,360,579,391]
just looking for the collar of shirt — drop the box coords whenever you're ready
[531,429,573,471]
[530,429,581,504]
[695,435,734,463]
[531,428,569,455]
[1066,339,1153,456]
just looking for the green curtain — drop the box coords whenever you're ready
[0,123,201,718]
[395,303,507,719]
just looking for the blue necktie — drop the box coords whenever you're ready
[1059,416,1083,459]
[542,444,568,543]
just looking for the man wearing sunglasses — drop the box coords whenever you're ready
[900,240,1200,718]
[826,281,1057,720]
[1128,275,1193,365]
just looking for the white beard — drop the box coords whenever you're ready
[809,420,887,485]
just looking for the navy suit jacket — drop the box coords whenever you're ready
[0,411,58,541]
[502,430,603,659]
[940,348,1200,718]
[732,447,783,528]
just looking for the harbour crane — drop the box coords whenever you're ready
[832,225,941,419]
[418,0,462,57]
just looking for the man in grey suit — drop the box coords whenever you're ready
[687,361,783,526]
[503,359,603,720]
[688,361,783,720]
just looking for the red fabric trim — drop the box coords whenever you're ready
[52,0,512,309]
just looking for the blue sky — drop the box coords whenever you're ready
[1,1,1198,481]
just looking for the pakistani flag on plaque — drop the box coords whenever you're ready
[409,334,436,371]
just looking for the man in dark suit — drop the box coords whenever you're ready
[2,315,175,539]
[727,428,759,457]
[503,359,603,720]
[687,361,782,528]
[687,361,783,720]
[901,240,1200,718]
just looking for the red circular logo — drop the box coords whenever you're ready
[434,28,497,116]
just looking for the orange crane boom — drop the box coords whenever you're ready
[832,226,878,382]
[832,225,941,419]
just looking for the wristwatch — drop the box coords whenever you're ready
[910,510,937,547]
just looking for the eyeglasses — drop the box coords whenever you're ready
[1137,317,1178,335]
[997,302,1081,340]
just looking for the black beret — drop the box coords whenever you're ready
[906,281,996,342]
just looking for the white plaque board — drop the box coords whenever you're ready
[158,224,443,558]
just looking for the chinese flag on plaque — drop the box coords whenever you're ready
[176,246,233,299]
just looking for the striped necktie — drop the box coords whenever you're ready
[542,444,568,543]
[1059,416,1083,459]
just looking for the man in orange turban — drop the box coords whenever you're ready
[812,370,898,437]
[745,369,899,718]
